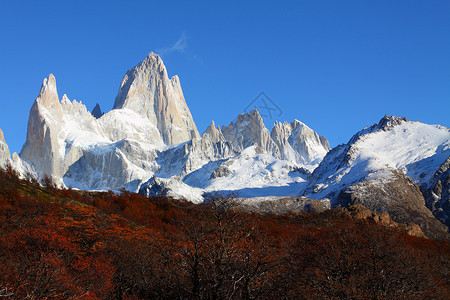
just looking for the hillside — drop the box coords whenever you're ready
[0,166,449,299]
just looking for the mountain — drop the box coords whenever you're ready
[16,53,330,198]
[20,75,108,183]
[221,109,279,154]
[170,109,329,198]
[19,72,172,190]
[6,52,449,238]
[304,115,450,238]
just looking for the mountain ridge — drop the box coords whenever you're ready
[1,52,449,238]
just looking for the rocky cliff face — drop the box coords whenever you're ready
[20,75,109,183]
[222,109,279,155]
[423,156,450,228]
[336,170,448,239]
[217,110,330,168]
[0,129,10,167]
[343,204,426,238]
[113,52,199,145]
[271,120,330,165]
[20,74,65,180]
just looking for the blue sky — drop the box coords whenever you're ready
[0,0,449,154]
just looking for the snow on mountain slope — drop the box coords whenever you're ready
[146,110,329,200]
[306,116,450,202]
[271,120,330,166]
[221,109,279,155]
[301,116,450,238]
[60,96,110,147]
[356,122,449,184]
[139,176,204,204]
[184,146,310,198]
[17,53,331,202]
[99,108,164,146]
[20,74,106,182]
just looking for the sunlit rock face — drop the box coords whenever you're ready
[113,52,200,145]
[0,129,10,167]
[20,74,66,180]
[271,119,330,165]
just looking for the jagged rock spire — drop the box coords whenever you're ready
[348,115,409,145]
[113,52,200,145]
[202,120,226,143]
[37,74,59,109]
[221,109,279,154]
[92,103,104,119]
[271,119,330,164]
[377,115,408,131]
[20,74,64,179]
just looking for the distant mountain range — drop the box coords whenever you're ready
[0,53,449,238]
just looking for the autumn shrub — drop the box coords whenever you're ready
[0,168,448,299]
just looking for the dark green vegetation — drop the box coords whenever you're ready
[0,166,449,299]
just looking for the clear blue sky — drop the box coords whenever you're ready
[1,0,449,154]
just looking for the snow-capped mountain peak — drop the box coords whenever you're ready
[36,74,60,110]
[221,109,279,155]
[113,52,199,145]
[348,115,408,145]
[271,119,330,166]
[202,120,226,143]
[307,116,450,201]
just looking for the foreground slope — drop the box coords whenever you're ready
[0,166,448,299]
